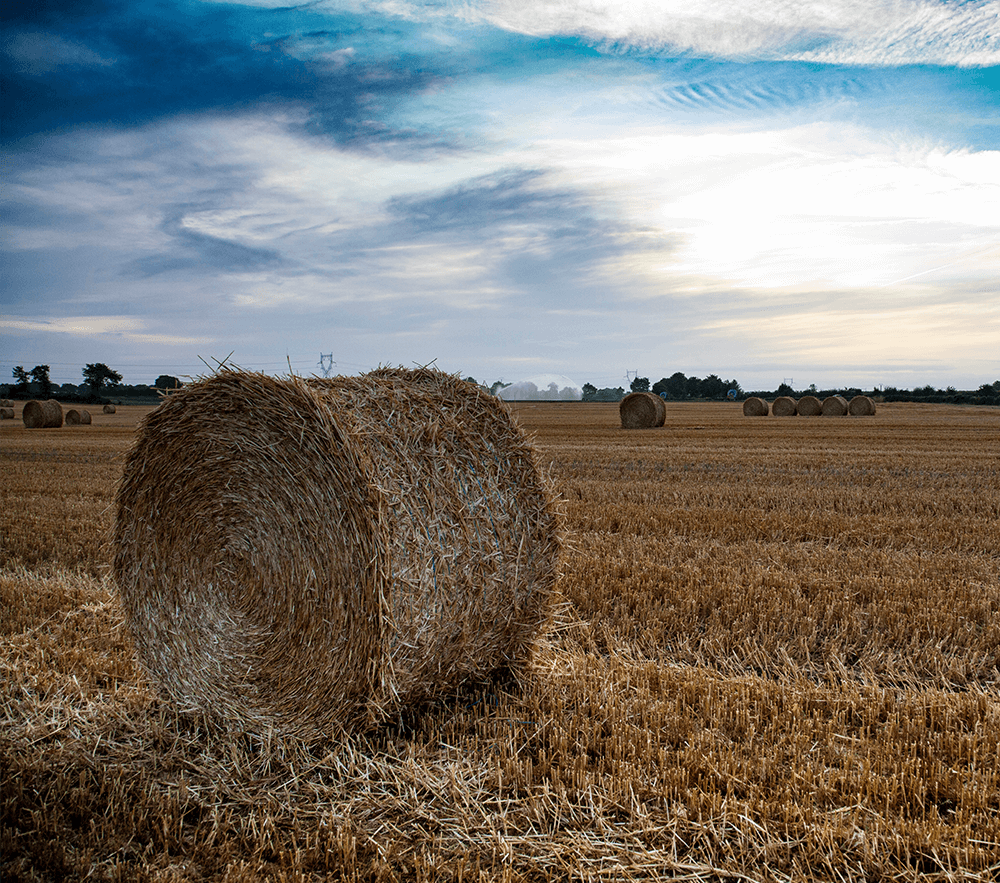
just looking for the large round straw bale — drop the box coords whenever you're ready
[772,396,797,417]
[114,369,560,740]
[22,399,63,428]
[0,398,11,408]
[0,407,13,420]
[65,408,91,425]
[848,395,876,416]
[742,396,769,416]
[797,395,822,416]
[821,395,849,416]
[619,391,666,429]
[103,403,116,414]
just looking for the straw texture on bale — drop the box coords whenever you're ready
[22,399,63,428]
[114,369,561,740]
[65,408,92,425]
[0,398,11,408]
[0,407,13,420]
[743,397,769,417]
[849,395,877,416]
[821,395,849,416]
[772,396,797,417]
[103,404,116,414]
[797,395,822,416]
[619,391,666,429]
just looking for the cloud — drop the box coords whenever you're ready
[474,0,1000,66]
[0,315,212,346]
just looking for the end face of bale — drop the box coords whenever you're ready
[821,395,849,416]
[114,371,388,741]
[0,407,13,420]
[619,392,666,428]
[849,395,876,416]
[742,397,769,417]
[797,395,822,416]
[103,404,117,414]
[22,399,63,428]
[772,396,797,417]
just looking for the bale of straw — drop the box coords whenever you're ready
[65,408,91,425]
[743,397,769,417]
[0,407,13,420]
[772,396,797,417]
[619,392,666,429]
[22,399,63,428]
[114,369,561,740]
[797,395,822,416]
[849,395,876,416]
[0,399,11,408]
[103,404,116,414]
[821,395,849,416]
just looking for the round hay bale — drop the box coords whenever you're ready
[742,397,769,417]
[0,398,12,408]
[772,396,797,417]
[619,391,666,429]
[103,403,117,414]
[65,408,86,425]
[821,395,849,416]
[848,395,876,416]
[797,395,822,416]
[22,399,63,428]
[114,369,561,740]
[0,407,13,420]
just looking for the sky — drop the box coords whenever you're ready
[2,0,999,393]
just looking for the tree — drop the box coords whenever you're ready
[83,363,123,399]
[777,382,795,397]
[12,366,30,397]
[581,383,597,401]
[29,365,53,398]
[630,376,650,393]
[665,372,687,399]
[154,375,182,390]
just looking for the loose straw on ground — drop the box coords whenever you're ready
[114,368,561,741]
[619,392,666,429]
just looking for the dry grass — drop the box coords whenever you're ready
[3,399,999,882]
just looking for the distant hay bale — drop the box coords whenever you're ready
[114,369,561,740]
[0,399,11,408]
[849,395,877,416]
[797,395,822,416]
[103,404,116,414]
[22,399,63,428]
[0,407,13,420]
[65,408,92,425]
[743,397,769,417]
[619,392,666,429]
[772,396,797,417]
[821,395,849,416]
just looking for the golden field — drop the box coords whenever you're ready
[2,399,998,882]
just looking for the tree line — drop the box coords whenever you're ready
[583,373,1000,405]
[4,364,184,403]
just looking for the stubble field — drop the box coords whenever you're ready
[2,399,998,882]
